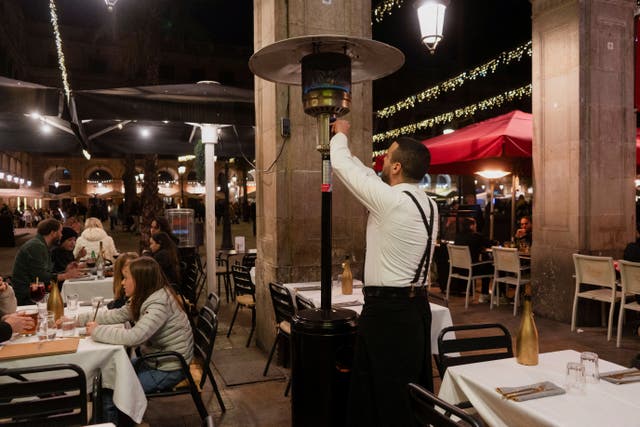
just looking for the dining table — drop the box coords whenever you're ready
[61,276,114,303]
[438,349,640,427]
[1,304,147,423]
[283,281,454,355]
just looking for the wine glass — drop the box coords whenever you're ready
[30,281,46,303]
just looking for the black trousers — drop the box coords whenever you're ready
[347,292,433,427]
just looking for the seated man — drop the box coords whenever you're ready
[515,215,532,248]
[11,219,82,305]
[51,227,86,273]
[454,217,495,303]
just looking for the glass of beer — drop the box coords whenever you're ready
[20,309,38,336]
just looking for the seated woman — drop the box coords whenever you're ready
[0,278,34,342]
[150,216,179,245]
[80,257,193,423]
[74,217,118,262]
[107,252,138,310]
[454,217,496,303]
[149,232,181,286]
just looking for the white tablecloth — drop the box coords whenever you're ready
[3,305,146,423]
[61,277,114,302]
[438,349,640,427]
[284,281,454,354]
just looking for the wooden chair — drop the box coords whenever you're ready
[226,264,256,347]
[134,305,225,418]
[571,254,623,341]
[436,323,513,378]
[264,282,295,396]
[446,244,494,308]
[491,246,531,316]
[407,383,483,427]
[0,363,88,426]
[616,260,640,347]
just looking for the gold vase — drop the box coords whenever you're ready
[47,280,64,321]
[516,294,539,365]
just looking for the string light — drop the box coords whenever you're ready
[49,0,71,101]
[372,83,532,152]
[376,41,532,119]
[373,0,405,23]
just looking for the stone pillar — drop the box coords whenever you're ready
[531,0,636,321]
[253,1,371,348]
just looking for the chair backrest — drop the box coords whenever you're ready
[194,305,219,373]
[428,291,449,307]
[447,244,472,269]
[242,253,257,268]
[205,292,220,314]
[295,293,316,310]
[437,323,513,377]
[619,259,640,295]
[269,282,295,325]
[231,264,255,296]
[572,254,616,289]
[407,383,482,427]
[492,246,521,274]
[0,363,88,426]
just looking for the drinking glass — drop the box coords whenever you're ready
[60,314,77,337]
[66,293,79,312]
[36,300,48,319]
[29,281,46,303]
[19,309,38,336]
[91,296,105,316]
[565,362,586,393]
[580,351,599,383]
[36,312,56,341]
[333,274,343,293]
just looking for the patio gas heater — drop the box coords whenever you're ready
[249,35,403,426]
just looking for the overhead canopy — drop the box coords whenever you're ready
[423,110,532,175]
[0,76,62,116]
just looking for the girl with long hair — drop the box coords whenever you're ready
[149,231,181,285]
[107,252,138,309]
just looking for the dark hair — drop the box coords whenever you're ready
[151,216,172,234]
[519,215,531,224]
[151,231,181,282]
[391,137,431,182]
[37,218,61,236]
[127,256,183,320]
[461,217,476,233]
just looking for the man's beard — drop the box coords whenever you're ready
[381,168,390,184]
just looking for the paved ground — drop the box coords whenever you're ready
[3,221,640,426]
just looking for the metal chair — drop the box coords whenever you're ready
[407,383,483,427]
[616,260,640,347]
[491,246,531,316]
[134,305,225,418]
[241,252,257,268]
[206,291,221,315]
[446,244,494,308]
[295,292,316,311]
[0,363,88,426]
[264,282,295,396]
[436,323,513,378]
[226,264,256,347]
[215,254,231,303]
[571,253,623,341]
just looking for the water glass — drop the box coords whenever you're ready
[66,293,79,312]
[60,314,77,337]
[36,300,48,319]
[565,362,586,394]
[580,351,599,383]
[37,312,57,341]
[91,296,105,310]
[333,274,343,293]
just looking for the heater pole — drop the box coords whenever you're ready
[317,113,332,312]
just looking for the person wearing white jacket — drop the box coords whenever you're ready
[73,217,118,262]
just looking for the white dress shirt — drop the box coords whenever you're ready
[330,132,439,287]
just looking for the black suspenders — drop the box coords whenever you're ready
[403,191,435,289]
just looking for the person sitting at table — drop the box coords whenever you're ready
[81,256,193,424]
[51,227,87,273]
[12,219,83,305]
[454,217,496,303]
[514,215,533,248]
[63,216,82,234]
[149,232,181,286]
[150,216,179,245]
[107,252,138,310]
[74,217,118,263]
[0,278,34,342]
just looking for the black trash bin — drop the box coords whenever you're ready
[291,308,358,427]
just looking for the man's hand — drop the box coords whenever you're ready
[3,313,34,333]
[60,266,84,281]
[333,119,350,137]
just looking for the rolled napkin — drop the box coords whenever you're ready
[332,300,363,308]
[496,381,565,401]
[600,368,640,384]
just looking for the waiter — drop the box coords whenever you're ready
[331,119,438,427]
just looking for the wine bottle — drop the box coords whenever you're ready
[47,280,64,321]
[516,285,539,365]
[96,241,105,279]
[341,256,353,296]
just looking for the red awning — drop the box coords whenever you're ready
[422,110,532,175]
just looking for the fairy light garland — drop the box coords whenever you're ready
[372,83,532,153]
[376,41,532,119]
[373,0,405,23]
[49,0,71,101]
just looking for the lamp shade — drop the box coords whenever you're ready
[416,0,449,53]
[475,169,511,179]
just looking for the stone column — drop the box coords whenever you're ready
[531,0,636,321]
[253,1,372,348]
